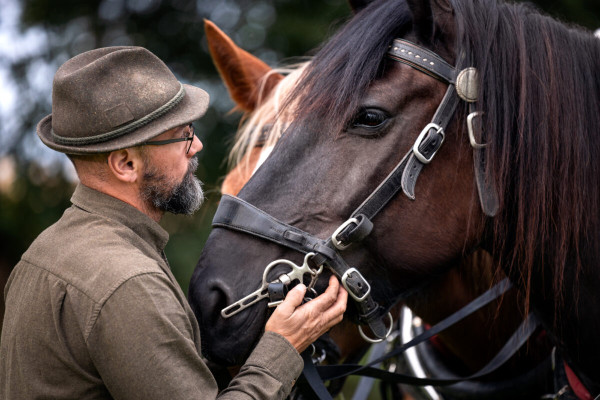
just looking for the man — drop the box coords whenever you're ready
[0,46,347,399]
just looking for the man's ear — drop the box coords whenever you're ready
[107,149,142,183]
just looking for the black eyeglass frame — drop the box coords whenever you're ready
[143,124,195,154]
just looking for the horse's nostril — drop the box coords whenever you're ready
[189,277,233,325]
[207,282,234,321]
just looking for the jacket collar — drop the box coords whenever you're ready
[70,183,169,253]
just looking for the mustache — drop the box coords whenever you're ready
[187,156,199,175]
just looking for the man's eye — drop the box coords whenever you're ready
[184,125,194,138]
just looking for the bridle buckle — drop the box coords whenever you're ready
[341,267,371,302]
[331,217,359,250]
[412,122,445,164]
[467,111,487,149]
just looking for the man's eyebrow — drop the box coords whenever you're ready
[171,125,187,138]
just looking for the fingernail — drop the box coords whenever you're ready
[295,284,306,292]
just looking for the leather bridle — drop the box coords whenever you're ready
[209,39,541,397]
[213,38,495,339]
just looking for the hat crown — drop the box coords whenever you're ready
[51,46,181,141]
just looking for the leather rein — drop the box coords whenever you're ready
[211,39,539,397]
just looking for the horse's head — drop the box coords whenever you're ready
[191,0,492,366]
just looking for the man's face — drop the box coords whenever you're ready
[139,124,204,215]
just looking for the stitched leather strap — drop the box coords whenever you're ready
[388,39,456,84]
[316,311,539,385]
[213,195,390,337]
[213,195,337,260]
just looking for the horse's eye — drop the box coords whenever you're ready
[348,108,389,135]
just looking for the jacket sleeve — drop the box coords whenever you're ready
[86,272,303,400]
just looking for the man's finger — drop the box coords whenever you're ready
[306,275,340,310]
[321,284,348,322]
[276,283,306,315]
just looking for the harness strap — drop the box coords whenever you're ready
[298,278,538,399]
[403,85,459,195]
[318,277,512,379]
[213,194,389,337]
[317,310,539,386]
[213,195,338,260]
[298,350,334,400]
[469,104,500,217]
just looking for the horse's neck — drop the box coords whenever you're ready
[404,251,527,372]
[522,247,600,388]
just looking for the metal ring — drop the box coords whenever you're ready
[467,111,487,149]
[358,312,394,343]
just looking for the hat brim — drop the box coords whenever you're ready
[37,84,209,155]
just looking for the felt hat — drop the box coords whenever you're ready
[37,46,209,155]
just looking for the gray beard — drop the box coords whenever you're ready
[141,157,204,215]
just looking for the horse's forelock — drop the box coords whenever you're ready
[284,0,413,133]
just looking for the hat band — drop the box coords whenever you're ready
[51,83,186,145]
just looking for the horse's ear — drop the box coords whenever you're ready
[347,0,373,13]
[406,0,454,46]
[204,20,284,112]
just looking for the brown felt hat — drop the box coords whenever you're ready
[37,46,209,155]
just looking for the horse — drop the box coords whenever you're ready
[198,17,555,399]
[192,1,600,395]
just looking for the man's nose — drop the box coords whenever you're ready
[189,135,203,156]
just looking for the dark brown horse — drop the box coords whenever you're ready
[191,1,600,396]
[203,19,551,399]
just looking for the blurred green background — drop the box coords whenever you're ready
[0,0,598,368]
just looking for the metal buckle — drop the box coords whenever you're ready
[358,312,394,343]
[341,267,371,302]
[467,111,487,149]
[331,217,359,250]
[412,123,445,164]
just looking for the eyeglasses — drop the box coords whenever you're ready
[143,124,195,154]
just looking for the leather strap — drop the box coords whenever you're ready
[388,39,456,84]
[213,195,338,260]
[318,277,513,380]
[213,195,390,337]
[316,311,539,385]
[401,85,459,199]
[299,350,334,400]
[469,103,500,217]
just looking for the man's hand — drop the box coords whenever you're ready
[264,275,348,353]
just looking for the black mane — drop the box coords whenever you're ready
[286,0,412,131]
[455,0,600,314]
[289,0,600,324]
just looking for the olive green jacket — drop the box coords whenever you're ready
[0,184,302,399]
